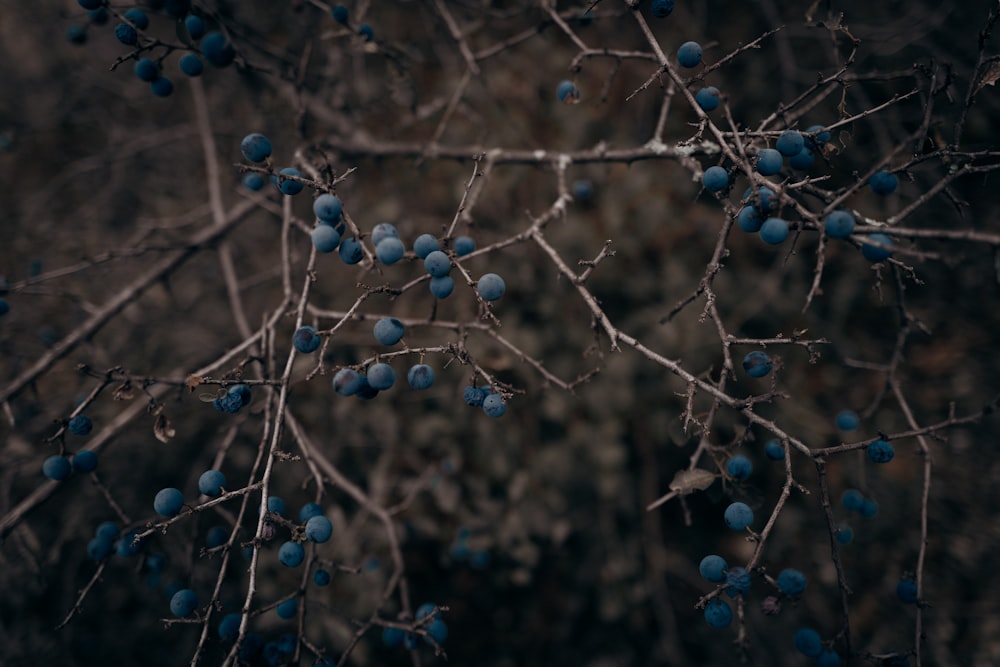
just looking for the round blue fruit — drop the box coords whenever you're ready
[134,58,160,82]
[376,237,405,265]
[154,487,185,517]
[68,414,93,436]
[299,502,323,522]
[179,53,203,77]
[277,168,304,196]
[88,536,114,560]
[695,86,720,111]
[777,568,807,596]
[869,170,898,195]
[366,363,396,390]
[358,24,374,41]
[835,410,859,430]
[702,166,729,192]
[788,148,814,171]
[896,578,918,604]
[764,440,785,460]
[241,134,272,163]
[482,393,507,417]
[699,554,728,582]
[824,211,855,239]
[425,618,449,644]
[198,469,226,497]
[382,626,404,647]
[96,521,120,542]
[293,325,322,353]
[756,148,783,176]
[206,526,229,548]
[573,179,594,200]
[424,250,451,277]
[370,223,399,247]
[817,650,842,667]
[314,568,331,586]
[43,455,72,481]
[202,31,235,68]
[407,364,435,390]
[430,275,455,299]
[278,541,305,567]
[332,368,364,396]
[556,80,578,103]
[677,41,702,68]
[726,455,753,481]
[841,489,864,512]
[66,25,87,45]
[276,598,298,619]
[124,8,149,30]
[338,237,363,264]
[185,15,205,39]
[313,194,342,222]
[453,235,476,256]
[477,273,505,301]
[151,77,174,97]
[725,566,751,596]
[704,599,732,628]
[115,23,138,45]
[332,5,349,24]
[218,613,241,642]
[743,186,776,213]
[229,384,251,408]
[463,386,488,407]
[651,0,675,17]
[305,515,333,543]
[862,233,894,262]
[805,125,831,148]
[116,530,144,557]
[867,439,894,463]
[835,524,854,545]
[794,627,823,657]
[373,317,405,345]
[413,234,440,259]
[267,496,286,516]
[724,502,753,530]
[737,206,763,233]
[243,173,265,191]
[170,589,198,618]
[775,130,804,157]
[859,499,879,518]
[742,351,772,378]
[71,450,98,472]
[312,225,341,253]
[759,217,789,245]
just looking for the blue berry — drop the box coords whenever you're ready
[218,613,241,642]
[332,5,349,24]
[725,566,751,596]
[115,23,138,45]
[277,167,304,196]
[66,25,87,45]
[429,275,455,299]
[702,166,729,192]
[95,521,119,543]
[724,502,753,530]
[267,496,286,517]
[241,134,272,163]
[312,194,342,222]
[43,456,72,481]
[154,487,185,517]
[170,589,198,617]
[677,41,702,67]
[376,237,405,265]
[71,449,97,471]
[134,58,160,82]
[314,568,331,586]
[332,368,365,396]
[229,384,252,408]
[896,578,918,604]
[373,317,405,345]
[358,24,374,41]
[794,627,823,657]
[556,80,578,103]
[88,536,114,560]
[278,541,305,567]
[299,503,323,522]
[367,363,395,390]
[424,618,448,644]
[482,393,507,417]
[293,325,322,353]
[116,530,144,557]
[860,499,879,518]
[206,526,229,548]
[68,414,93,436]
[777,568,807,596]
[726,455,753,480]
[573,179,594,200]
[370,223,398,247]
[151,77,174,97]
[382,626,404,647]
[305,515,333,543]
[835,524,854,545]
[867,439,894,464]
[243,173,265,191]
[862,233,894,262]
[703,599,732,628]
[817,650,842,667]
[869,170,898,195]
[477,273,505,301]
[841,489,864,512]
[463,386,488,407]
[453,235,476,256]
[413,234,440,259]
[698,554,728,582]
[179,53,203,77]
[805,125,831,148]
[737,206,763,233]
[743,185,776,213]
[695,86,720,111]
[202,31,235,68]
[835,410,860,430]
[764,439,785,460]
[759,217,789,245]
[312,224,341,253]
[742,351,772,378]
[424,250,451,277]
[775,130,804,157]
[651,0,675,17]
[788,148,814,171]
[198,469,226,497]
[756,148,783,176]
[185,15,205,40]
[124,8,149,30]
[824,211,856,239]
[338,237,364,264]
[276,598,298,620]
[407,364,435,390]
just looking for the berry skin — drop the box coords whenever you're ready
[869,170,898,195]
[154,487,185,517]
[788,148,814,171]
[218,613,241,642]
[376,237,405,265]
[862,233,894,262]
[314,568,332,586]
[817,650,842,667]
[278,541,305,567]
[198,469,226,497]
[241,134,272,163]
[367,363,396,391]
[71,450,98,472]
[742,351,772,378]
[293,325,322,353]
[651,0,675,17]
[896,578,918,604]
[66,25,88,45]
[206,526,229,548]
[841,489,864,512]
[824,211,856,239]
[243,173,265,191]
[382,627,404,648]
[743,186,776,213]
[68,414,94,436]
[777,568,807,596]
[134,58,160,82]
[267,496,286,516]
[573,179,594,200]
[88,536,114,560]
[370,223,399,247]
[116,530,144,557]
[124,8,149,30]
[115,23,138,46]
[463,386,488,407]
[677,41,702,68]
[725,566,751,596]
[424,250,452,277]
[178,53,203,77]
[332,368,365,396]
[413,234,440,259]
[299,503,323,522]
[43,456,72,481]
[724,502,754,530]
[313,194,342,222]
[170,589,198,618]
[358,24,374,41]
[332,5,349,24]
[482,393,507,417]
[805,125,831,149]
[425,619,449,645]
[312,224,341,252]
[276,599,298,619]
[185,15,205,40]
[836,410,860,430]
[794,628,823,657]
[726,455,753,480]
[407,364,435,390]
[151,77,174,97]
[453,235,476,256]
[373,317,405,346]
[702,166,729,192]
[835,524,854,545]
[477,273,506,301]
[764,439,785,460]
[201,31,235,68]
[695,86,720,111]
[556,80,578,103]
[756,148,783,176]
[96,521,120,543]
[277,168,304,196]
[229,384,252,408]
[737,206,763,233]
[698,554,728,583]
[759,217,789,245]
[429,275,455,299]
[859,498,879,518]
[305,515,333,543]
[704,599,732,628]
[867,439,895,464]
[775,130,804,157]
[338,237,363,264]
